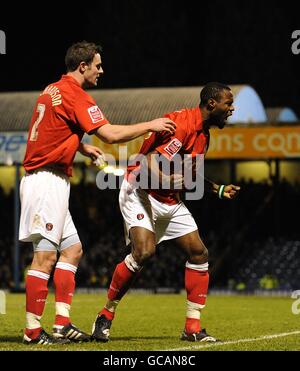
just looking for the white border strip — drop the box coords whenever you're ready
[166,330,300,351]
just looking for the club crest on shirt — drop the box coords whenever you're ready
[88,105,104,123]
[46,223,53,231]
[137,213,144,220]
[164,138,182,157]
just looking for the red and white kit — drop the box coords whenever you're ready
[19,75,108,244]
[120,107,209,244]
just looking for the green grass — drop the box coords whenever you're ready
[0,293,300,351]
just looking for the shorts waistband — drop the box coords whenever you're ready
[26,165,68,179]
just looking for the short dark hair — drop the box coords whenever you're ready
[200,82,231,105]
[65,41,102,72]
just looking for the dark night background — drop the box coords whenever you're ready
[0,0,299,115]
[1,1,300,295]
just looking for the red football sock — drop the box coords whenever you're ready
[53,262,77,327]
[25,270,50,338]
[184,266,209,334]
[107,261,137,301]
[25,327,43,339]
[185,318,201,334]
[99,307,115,321]
[99,256,141,319]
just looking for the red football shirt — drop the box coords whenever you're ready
[23,75,109,176]
[127,107,209,205]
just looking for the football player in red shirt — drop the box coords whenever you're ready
[19,41,176,345]
[92,82,240,343]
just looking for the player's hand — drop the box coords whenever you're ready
[223,184,241,199]
[78,143,104,161]
[150,118,176,134]
[170,173,185,190]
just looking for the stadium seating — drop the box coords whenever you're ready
[1,179,300,291]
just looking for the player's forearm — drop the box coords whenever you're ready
[96,123,151,144]
[152,169,183,190]
[144,153,184,190]
[77,142,85,154]
[204,177,219,194]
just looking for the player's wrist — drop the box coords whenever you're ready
[218,184,225,199]
[211,182,219,192]
[146,121,153,132]
[78,142,85,154]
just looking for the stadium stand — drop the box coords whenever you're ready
[0,87,299,293]
[1,178,299,291]
[266,107,299,123]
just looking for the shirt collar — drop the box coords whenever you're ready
[61,74,81,88]
[195,107,203,132]
[196,107,210,136]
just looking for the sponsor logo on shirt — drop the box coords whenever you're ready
[88,105,104,123]
[164,138,182,158]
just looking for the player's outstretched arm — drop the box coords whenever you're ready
[95,118,176,144]
[204,177,219,194]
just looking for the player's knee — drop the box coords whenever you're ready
[75,244,83,259]
[46,255,58,271]
[201,246,209,260]
[73,245,83,262]
[133,243,155,265]
[61,242,83,263]
[139,249,155,264]
[33,253,57,273]
[189,245,208,264]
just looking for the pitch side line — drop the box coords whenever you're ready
[166,330,300,351]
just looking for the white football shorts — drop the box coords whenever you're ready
[19,168,77,245]
[119,179,198,245]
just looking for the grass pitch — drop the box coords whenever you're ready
[0,293,300,351]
